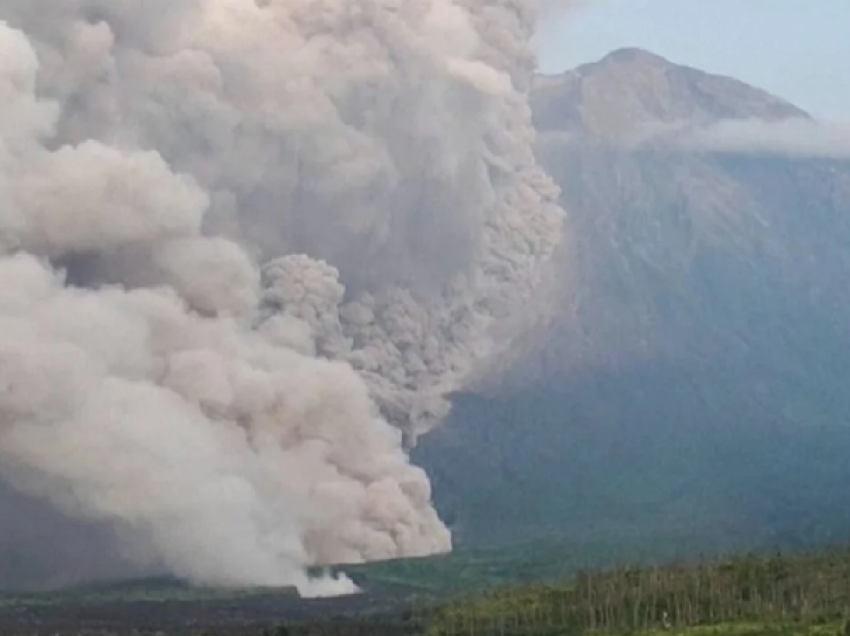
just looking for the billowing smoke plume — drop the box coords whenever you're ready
[0,0,563,594]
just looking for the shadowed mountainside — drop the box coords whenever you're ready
[414,49,850,557]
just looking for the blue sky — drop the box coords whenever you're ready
[534,0,850,121]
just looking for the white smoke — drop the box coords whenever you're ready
[0,0,564,594]
[618,117,850,160]
[676,118,850,159]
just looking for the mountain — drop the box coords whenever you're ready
[414,49,850,558]
[531,48,807,139]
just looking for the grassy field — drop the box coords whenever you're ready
[618,623,848,636]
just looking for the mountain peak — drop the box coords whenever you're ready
[596,47,670,67]
[532,49,807,140]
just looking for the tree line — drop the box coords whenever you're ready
[418,548,850,636]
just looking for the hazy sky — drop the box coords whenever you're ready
[534,0,850,121]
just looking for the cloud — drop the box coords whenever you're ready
[627,118,850,159]
[0,0,565,595]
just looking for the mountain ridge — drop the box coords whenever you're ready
[414,47,850,555]
[531,47,809,141]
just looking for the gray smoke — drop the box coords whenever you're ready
[0,0,563,595]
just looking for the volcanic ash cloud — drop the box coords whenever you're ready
[0,0,564,594]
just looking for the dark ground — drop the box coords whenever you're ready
[0,584,416,635]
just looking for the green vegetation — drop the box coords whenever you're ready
[349,533,757,597]
[4,546,850,635]
[420,548,850,636]
[346,536,598,595]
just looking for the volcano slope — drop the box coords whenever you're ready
[414,48,850,558]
